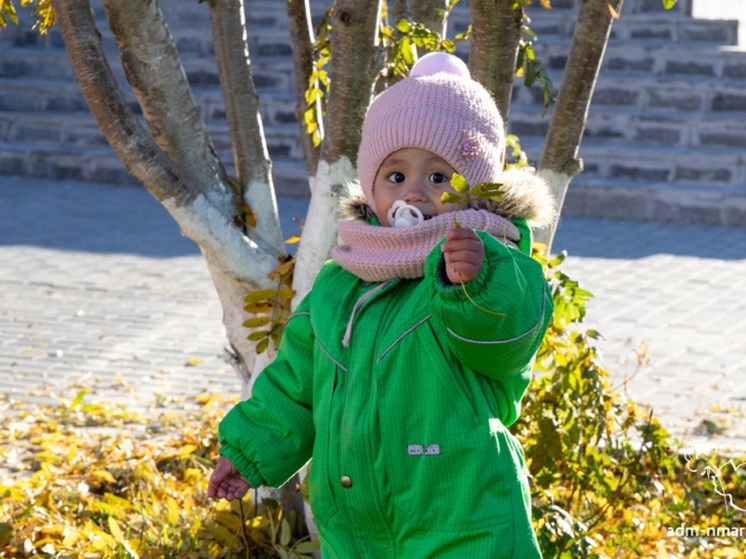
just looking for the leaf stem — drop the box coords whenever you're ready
[458,273,504,317]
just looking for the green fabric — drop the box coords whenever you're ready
[219,231,552,558]
[512,217,533,256]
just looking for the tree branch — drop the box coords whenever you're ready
[536,0,624,253]
[54,0,278,281]
[208,0,285,255]
[102,0,233,216]
[291,1,382,302]
[319,0,382,175]
[53,0,193,205]
[469,0,523,124]
[286,0,320,177]
[541,0,623,178]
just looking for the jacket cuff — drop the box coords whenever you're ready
[427,230,508,303]
[219,445,267,489]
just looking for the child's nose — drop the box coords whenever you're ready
[403,176,426,201]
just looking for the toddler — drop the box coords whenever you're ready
[209,51,554,558]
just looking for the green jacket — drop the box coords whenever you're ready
[219,221,553,558]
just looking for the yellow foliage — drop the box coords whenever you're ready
[0,390,313,558]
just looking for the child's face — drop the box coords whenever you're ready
[373,148,461,226]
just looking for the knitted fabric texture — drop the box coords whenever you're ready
[332,209,520,282]
[357,52,505,217]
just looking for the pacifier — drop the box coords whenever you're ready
[387,200,424,228]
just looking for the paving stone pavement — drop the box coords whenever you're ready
[1,176,745,453]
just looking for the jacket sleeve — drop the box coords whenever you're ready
[425,229,552,381]
[217,294,315,488]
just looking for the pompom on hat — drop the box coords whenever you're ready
[357,51,506,217]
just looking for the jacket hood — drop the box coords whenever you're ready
[339,167,556,227]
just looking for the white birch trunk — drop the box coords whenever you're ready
[292,156,357,305]
[535,168,574,253]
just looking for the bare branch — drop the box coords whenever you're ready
[541,0,624,178]
[102,0,233,215]
[209,0,285,254]
[287,0,321,177]
[469,0,523,123]
[319,0,382,178]
[53,0,192,205]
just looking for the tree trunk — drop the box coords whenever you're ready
[287,0,321,178]
[469,0,523,123]
[393,0,409,23]
[56,0,287,388]
[412,0,448,38]
[537,0,624,252]
[102,0,233,216]
[208,0,285,257]
[53,0,192,205]
[292,0,383,303]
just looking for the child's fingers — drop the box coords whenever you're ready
[209,457,249,500]
[443,229,485,284]
[442,238,483,256]
[446,226,478,241]
[446,261,481,284]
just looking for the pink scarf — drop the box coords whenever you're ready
[331,209,520,282]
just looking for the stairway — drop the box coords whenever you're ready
[0,0,744,225]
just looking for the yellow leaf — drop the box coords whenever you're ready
[103,493,134,511]
[271,260,295,278]
[276,287,294,300]
[166,497,180,525]
[450,172,469,194]
[68,389,88,410]
[244,289,279,303]
[62,529,78,547]
[185,357,201,367]
[175,444,198,458]
[244,302,273,314]
[183,468,202,485]
[256,337,269,354]
[248,330,270,342]
[108,516,124,542]
[608,3,620,19]
[91,469,115,483]
[243,316,271,328]
[285,235,301,244]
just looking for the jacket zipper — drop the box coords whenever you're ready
[341,280,394,348]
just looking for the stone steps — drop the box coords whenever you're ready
[0,0,744,224]
[4,107,741,191]
[5,93,743,152]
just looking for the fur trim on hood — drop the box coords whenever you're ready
[339,167,556,227]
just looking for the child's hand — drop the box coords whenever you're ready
[208,456,250,501]
[442,227,484,284]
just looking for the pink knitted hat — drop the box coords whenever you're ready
[357,52,506,217]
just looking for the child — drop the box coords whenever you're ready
[209,51,554,558]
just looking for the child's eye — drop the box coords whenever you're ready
[429,172,448,184]
[387,172,406,184]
